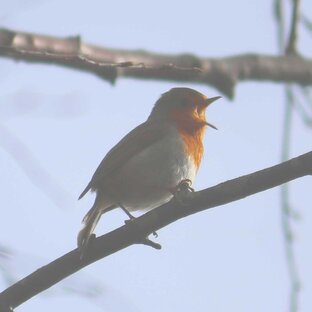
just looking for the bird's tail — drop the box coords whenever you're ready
[78,201,116,257]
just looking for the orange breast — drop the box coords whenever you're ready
[171,108,207,170]
[178,128,204,170]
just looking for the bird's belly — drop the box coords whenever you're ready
[108,134,197,211]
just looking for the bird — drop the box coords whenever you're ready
[77,87,221,254]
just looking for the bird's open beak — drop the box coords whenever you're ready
[204,96,221,130]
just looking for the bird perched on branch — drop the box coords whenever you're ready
[78,87,220,254]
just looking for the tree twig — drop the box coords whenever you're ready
[281,87,300,312]
[1,28,312,98]
[274,1,304,310]
[0,151,311,310]
[286,0,301,55]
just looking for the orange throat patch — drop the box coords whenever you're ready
[171,108,207,170]
[178,127,205,171]
[174,115,206,171]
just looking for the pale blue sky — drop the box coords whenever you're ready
[0,1,311,312]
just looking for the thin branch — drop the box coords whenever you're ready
[1,29,312,98]
[274,1,304,310]
[274,0,286,51]
[296,88,312,128]
[294,87,312,127]
[281,87,300,312]
[286,0,301,55]
[0,151,311,310]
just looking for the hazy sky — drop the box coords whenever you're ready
[0,1,311,311]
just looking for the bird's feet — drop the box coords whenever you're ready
[178,179,195,192]
[120,204,159,240]
[171,179,195,205]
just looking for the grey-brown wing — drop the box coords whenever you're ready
[79,121,168,199]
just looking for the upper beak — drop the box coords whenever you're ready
[204,96,221,130]
[205,96,222,107]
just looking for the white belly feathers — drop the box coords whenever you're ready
[109,126,197,211]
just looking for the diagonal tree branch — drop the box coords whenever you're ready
[1,28,312,98]
[0,151,311,310]
[286,0,301,55]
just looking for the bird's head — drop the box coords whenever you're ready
[149,87,221,133]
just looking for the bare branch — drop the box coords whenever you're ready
[297,87,312,126]
[0,151,311,310]
[281,86,300,312]
[1,28,312,98]
[286,0,301,55]
[274,0,286,51]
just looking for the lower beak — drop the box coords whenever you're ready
[205,121,218,130]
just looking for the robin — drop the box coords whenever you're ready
[78,87,220,253]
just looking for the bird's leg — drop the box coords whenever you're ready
[171,179,195,205]
[119,204,136,220]
[119,203,158,238]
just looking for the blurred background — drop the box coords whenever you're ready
[0,0,311,311]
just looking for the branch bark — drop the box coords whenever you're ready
[0,151,311,310]
[1,28,312,98]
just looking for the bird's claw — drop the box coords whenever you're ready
[172,179,195,205]
[178,179,195,192]
[124,217,160,249]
